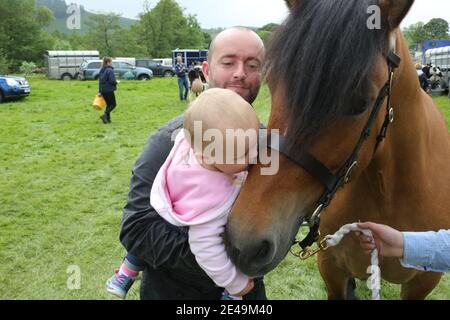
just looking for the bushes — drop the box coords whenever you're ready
[0,58,38,76]
[19,61,38,76]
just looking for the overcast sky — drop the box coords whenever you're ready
[69,0,450,29]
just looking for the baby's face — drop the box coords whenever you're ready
[213,141,258,174]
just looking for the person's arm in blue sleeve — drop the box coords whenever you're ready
[401,230,450,273]
[357,222,450,273]
[119,116,200,270]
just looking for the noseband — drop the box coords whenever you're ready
[267,51,401,255]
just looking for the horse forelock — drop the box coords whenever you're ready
[267,0,390,148]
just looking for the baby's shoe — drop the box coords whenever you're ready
[106,269,135,299]
[221,290,243,300]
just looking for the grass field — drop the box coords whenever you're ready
[0,76,449,300]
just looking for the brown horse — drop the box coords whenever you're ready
[225,0,450,299]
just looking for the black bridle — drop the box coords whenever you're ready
[267,51,401,255]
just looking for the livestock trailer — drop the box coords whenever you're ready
[44,50,100,80]
[425,46,450,95]
[172,49,209,69]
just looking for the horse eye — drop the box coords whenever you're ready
[350,103,368,115]
[345,98,369,116]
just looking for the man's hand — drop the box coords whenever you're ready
[236,279,254,296]
[356,222,405,258]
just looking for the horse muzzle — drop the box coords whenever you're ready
[225,215,304,277]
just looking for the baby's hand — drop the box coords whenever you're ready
[236,279,254,296]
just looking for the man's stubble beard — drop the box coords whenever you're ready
[208,71,260,105]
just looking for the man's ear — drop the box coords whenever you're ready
[285,0,301,12]
[202,61,209,83]
[379,0,414,30]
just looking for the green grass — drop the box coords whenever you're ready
[0,76,449,300]
[437,96,450,129]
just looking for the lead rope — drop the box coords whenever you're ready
[323,223,381,300]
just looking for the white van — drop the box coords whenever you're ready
[153,58,173,67]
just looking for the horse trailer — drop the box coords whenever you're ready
[172,49,209,69]
[425,46,450,96]
[44,50,100,80]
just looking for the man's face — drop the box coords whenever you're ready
[203,29,265,104]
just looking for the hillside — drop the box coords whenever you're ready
[45,11,137,34]
[36,0,137,34]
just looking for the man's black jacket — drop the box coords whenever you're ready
[120,116,267,300]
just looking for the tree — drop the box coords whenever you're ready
[84,13,121,56]
[66,32,88,50]
[111,25,147,57]
[36,6,54,27]
[424,18,450,40]
[137,0,205,58]
[0,50,10,74]
[259,23,279,32]
[203,32,212,49]
[52,38,73,50]
[0,0,55,70]
[403,18,450,54]
[36,0,67,19]
[256,23,279,48]
[184,15,206,49]
[403,22,428,51]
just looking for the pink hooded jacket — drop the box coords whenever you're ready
[150,131,249,295]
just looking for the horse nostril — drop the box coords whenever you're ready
[256,240,271,261]
[248,238,276,268]
[225,228,278,276]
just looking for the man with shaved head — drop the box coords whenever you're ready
[203,27,265,104]
[119,27,267,300]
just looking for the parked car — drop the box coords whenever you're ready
[78,60,153,81]
[0,75,31,103]
[136,59,175,77]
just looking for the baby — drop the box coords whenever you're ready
[107,88,260,299]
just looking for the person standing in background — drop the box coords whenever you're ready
[175,55,189,101]
[99,57,119,124]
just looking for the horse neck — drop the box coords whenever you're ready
[370,32,450,188]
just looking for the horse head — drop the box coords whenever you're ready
[225,0,415,277]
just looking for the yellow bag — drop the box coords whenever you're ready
[93,95,106,111]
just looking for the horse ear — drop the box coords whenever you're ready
[380,0,414,29]
[285,0,301,12]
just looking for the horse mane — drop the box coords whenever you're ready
[267,0,391,148]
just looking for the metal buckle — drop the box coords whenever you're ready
[299,238,330,260]
[389,107,395,123]
[309,204,324,226]
[344,161,358,184]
